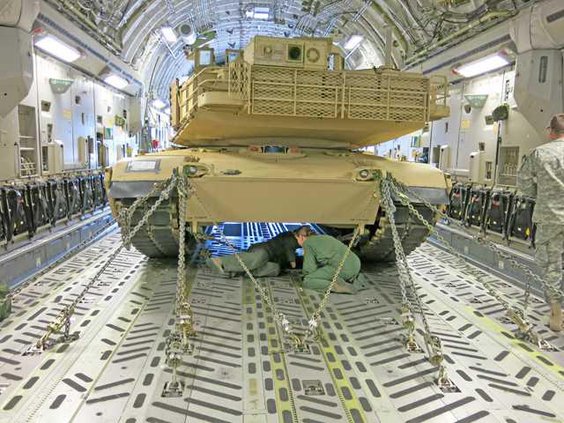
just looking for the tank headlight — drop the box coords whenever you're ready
[357,169,373,181]
[183,164,211,177]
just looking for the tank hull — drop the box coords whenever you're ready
[109,148,447,224]
[107,148,448,260]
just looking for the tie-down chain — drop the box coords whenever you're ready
[378,174,454,390]
[22,236,124,356]
[389,175,558,352]
[184,169,365,354]
[162,172,199,397]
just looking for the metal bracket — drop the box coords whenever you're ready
[401,334,423,353]
[304,380,325,396]
[284,332,313,354]
[162,380,184,397]
[436,375,460,393]
[22,344,44,356]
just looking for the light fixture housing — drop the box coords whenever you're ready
[245,6,270,20]
[184,32,197,45]
[104,74,129,89]
[161,26,178,43]
[453,53,510,78]
[344,35,363,50]
[34,34,81,63]
[152,98,166,109]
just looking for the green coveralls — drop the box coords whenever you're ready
[302,235,361,292]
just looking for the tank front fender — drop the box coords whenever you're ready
[109,181,168,199]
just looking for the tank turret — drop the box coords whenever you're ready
[170,36,449,148]
[108,36,451,262]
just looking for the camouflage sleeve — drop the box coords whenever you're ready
[517,151,537,198]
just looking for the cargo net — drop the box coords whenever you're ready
[228,61,438,122]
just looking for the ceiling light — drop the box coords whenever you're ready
[246,6,270,20]
[453,53,510,78]
[161,26,178,43]
[152,98,166,109]
[34,34,81,63]
[344,35,363,50]
[104,74,129,89]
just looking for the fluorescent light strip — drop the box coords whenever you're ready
[104,74,129,89]
[35,34,81,63]
[161,26,178,43]
[454,53,510,78]
[152,99,166,109]
[246,6,270,20]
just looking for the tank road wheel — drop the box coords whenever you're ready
[120,197,196,258]
[357,203,435,262]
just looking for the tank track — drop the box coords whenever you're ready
[357,203,434,262]
[121,198,196,258]
[120,200,432,262]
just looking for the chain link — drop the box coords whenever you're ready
[173,174,196,351]
[391,181,515,311]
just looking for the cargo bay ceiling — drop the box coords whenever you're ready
[44,0,530,101]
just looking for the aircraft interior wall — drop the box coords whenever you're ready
[0,50,137,181]
[374,65,557,187]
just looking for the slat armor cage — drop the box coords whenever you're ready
[229,62,448,122]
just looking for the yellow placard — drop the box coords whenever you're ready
[461,119,471,130]
[102,115,115,127]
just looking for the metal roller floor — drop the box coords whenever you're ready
[0,224,562,423]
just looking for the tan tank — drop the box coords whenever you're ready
[106,36,450,260]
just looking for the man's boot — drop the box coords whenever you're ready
[549,301,562,331]
[331,281,356,294]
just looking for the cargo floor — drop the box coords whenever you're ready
[0,224,562,423]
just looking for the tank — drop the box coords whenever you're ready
[106,36,450,261]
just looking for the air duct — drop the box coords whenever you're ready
[0,0,40,31]
[0,0,39,116]
[510,0,564,136]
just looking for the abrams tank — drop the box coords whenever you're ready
[106,36,450,261]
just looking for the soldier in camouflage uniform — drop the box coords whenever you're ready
[517,113,564,331]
